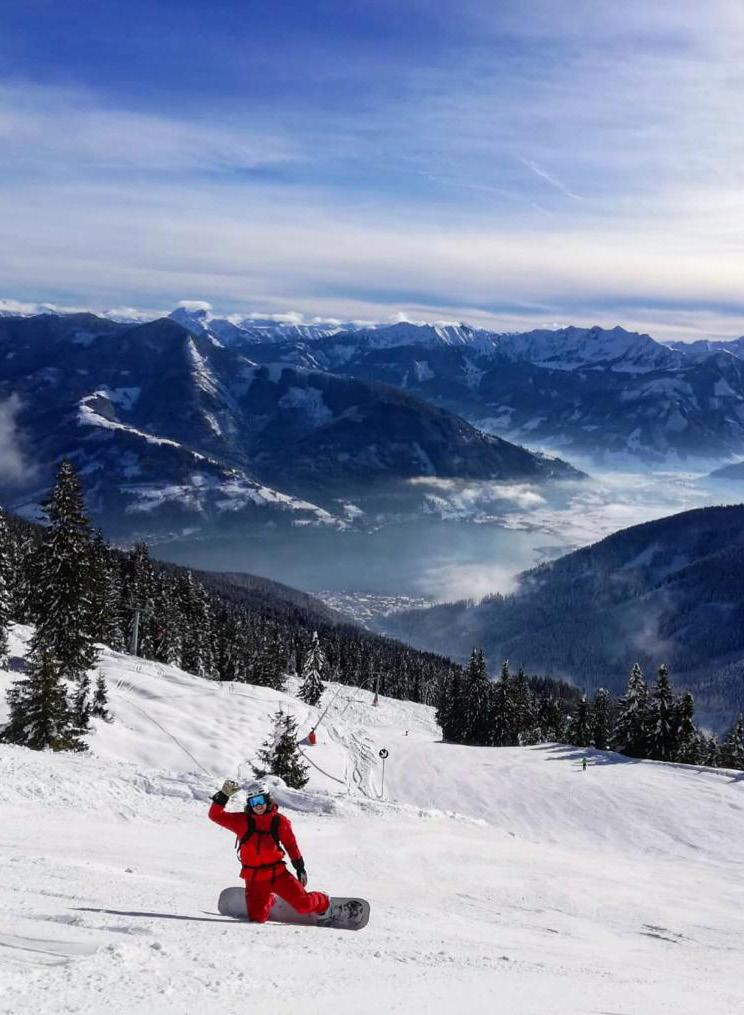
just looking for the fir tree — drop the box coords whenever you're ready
[648,664,677,762]
[0,510,10,666]
[176,570,214,678]
[674,692,698,764]
[703,735,721,768]
[72,672,92,732]
[436,668,465,743]
[91,675,112,721]
[721,715,744,770]
[568,696,593,748]
[252,709,309,789]
[613,663,650,758]
[88,531,125,651]
[298,631,326,706]
[29,460,97,680]
[123,543,157,656]
[491,660,517,746]
[513,667,539,745]
[2,651,86,752]
[592,688,611,750]
[461,648,492,745]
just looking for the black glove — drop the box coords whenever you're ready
[292,858,307,886]
[211,790,229,805]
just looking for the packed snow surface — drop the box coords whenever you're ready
[1,625,744,1014]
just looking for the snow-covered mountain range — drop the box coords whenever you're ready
[1,625,743,1014]
[170,308,744,464]
[0,312,579,537]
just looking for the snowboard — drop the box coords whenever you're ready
[217,887,370,931]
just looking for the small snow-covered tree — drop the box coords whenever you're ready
[89,531,125,651]
[703,735,721,768]
[436,668,465,743]
[721,715,744,771]
[512,667,538,745]
[592,688,611,750]
[2,651,86,752]
[491,660,517,746]
[648,664,677,762]
[72,672,92,732]
[176,569,214,678]
[674,692,698,764]
[91,674,112,722]
[29,460,97,681]
[613,663,649,758]
[298,631,326,706]
[568,696,593,748]
[0,510,11,665]
[252,709,309,789]
[460,648,492,746]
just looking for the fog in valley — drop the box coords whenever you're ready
[156,468,743,606]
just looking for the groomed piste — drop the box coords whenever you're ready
[1,624,744,1015]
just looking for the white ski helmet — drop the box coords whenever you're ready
[244,781,272,811]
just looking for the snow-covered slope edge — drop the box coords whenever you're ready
[1,625,743,1015]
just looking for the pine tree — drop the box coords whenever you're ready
[648,664,677,762]
[538,696,566,743]
[152,572,181,666]
[7,532,33,624]
[298,631,326,706]
[436,668,465,742]
[123,543,157,656]
[613,663,650,758]
[674,692,698,764]
[88,531,125,651]
[72,672,92,732]
[2,651,86,751]
[91,675,112,721]
[491,660,517,746]
[512,667,538,745]
[0,510,10,666]
[176,570,214,678]
[460,648,492,745]
[568,696,593,747]
[29,459,97,680]
[592,688,611,750]
[721,715,744,771]
[252,709,309,789]
[703,735,721,768]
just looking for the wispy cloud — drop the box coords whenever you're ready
[0,84,296,175]
[519,159,582,201]
[1,2,744,340]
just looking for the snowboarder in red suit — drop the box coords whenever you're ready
[209,779,330,923]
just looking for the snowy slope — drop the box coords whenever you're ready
[1,626,744,1014]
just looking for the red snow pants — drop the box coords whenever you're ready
[243,864,330,923]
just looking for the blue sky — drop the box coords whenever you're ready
[1,0,743,338]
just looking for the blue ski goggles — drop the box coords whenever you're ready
[247,793,270,808]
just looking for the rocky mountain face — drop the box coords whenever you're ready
[0,312,579,537]
[175,314,744,464]
[381,503,744,723]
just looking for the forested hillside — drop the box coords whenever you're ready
[384,504,744,723]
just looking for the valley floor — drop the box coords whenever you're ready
[1,629,743,1014]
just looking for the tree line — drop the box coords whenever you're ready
[3,460,742,771]
[0,460,460,751]
[438,650,744,770]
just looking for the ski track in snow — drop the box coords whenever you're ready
[1,624,744,1014]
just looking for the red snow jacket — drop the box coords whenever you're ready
[208,800,302,878]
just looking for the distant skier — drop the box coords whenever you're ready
[209,780,330,923]
[582,757,587,772]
